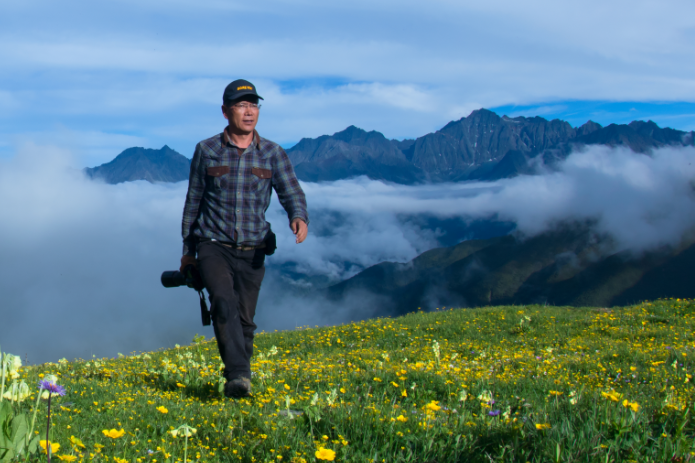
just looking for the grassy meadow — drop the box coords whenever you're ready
[2,299,695,462]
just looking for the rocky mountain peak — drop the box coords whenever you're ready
[84,145,190,184]
[628,120,687,145]
[576,120,602,137]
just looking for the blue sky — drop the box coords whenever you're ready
[1,0,695,167]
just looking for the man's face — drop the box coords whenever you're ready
[222,96,259,134]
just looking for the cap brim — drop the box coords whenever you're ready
[230,91,264,101]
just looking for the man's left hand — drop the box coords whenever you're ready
[291,218,308,243]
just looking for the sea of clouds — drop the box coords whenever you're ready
[2,143,695,363]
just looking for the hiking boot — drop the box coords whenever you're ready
[224,377,251,398]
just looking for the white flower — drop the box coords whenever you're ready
[2,353,22,373]
[477,390,492,403]
[3,381,30,402]
[171,425,197,438]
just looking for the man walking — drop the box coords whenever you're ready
[180,79,308,398]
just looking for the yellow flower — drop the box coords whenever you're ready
[56,456,77,462]
[548,390,563,396]
[39,440,61,454]
[425,401,441,412]
[535,423,551,430]
[601,391,622,402]
[315,448,336,461]
[396,415,408,422]
[339,388,346,394]
[284,384,290,390]
[401,390,407,398]
[622,399,640,412]
[94,443,105,453]
[69,436,86,449]
[391,382,399,388]
[176,383,186,388]
[156,406,168,414]
[102,429,126,439]
[114,458,128,463]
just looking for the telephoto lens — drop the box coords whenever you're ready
[160,265,205,291]
[160,271,188,288]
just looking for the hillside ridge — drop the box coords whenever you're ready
[326,226,695,315]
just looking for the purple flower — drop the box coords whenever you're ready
[488,410,501,416]
[39,381,66,396]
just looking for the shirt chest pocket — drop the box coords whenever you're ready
[206,166,231,190]
[251,167,272,179]
[249,166,272,191]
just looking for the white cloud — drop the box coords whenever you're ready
[9,128,149,167]
[289,145,695,255]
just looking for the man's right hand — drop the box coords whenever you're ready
[180,255,197,272]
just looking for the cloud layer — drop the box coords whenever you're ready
[1,143,695,364]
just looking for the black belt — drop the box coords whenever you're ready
[200,238,266,252]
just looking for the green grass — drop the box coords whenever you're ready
[3,299,695,462]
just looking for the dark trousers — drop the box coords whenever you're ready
[197,241,265,381]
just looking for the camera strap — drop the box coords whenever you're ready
[198,290,211,326]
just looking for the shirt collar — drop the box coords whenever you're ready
[223,127,261,150]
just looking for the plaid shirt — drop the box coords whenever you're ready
[182,129,308,255]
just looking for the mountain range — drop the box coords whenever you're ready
[85,109,694,185]
[287,109,695,183]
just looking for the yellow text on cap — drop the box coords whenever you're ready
[236,86,253,91]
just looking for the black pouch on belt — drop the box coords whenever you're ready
[264,230,277,256]
[251,229,276,269]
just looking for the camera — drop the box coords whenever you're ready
[161,265,210,325]
[161,265,205,291]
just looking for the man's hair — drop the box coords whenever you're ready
[224,94,260,108]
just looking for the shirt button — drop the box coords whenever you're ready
[236,209,240,212]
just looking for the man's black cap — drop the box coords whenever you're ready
[223,79,264,103]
